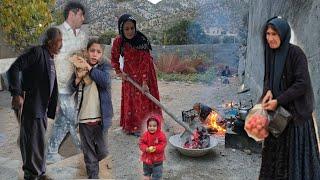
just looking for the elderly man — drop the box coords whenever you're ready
[7,27,62,180]
[47,1,88,163]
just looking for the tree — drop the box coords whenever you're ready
[99,30,117,45]
[52,8,65,26]
[187,22,207,44]
[0,0,55,51]
[162,20,208,45]
[163,20,190,45]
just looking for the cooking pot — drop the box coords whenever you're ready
[238,107,251,121]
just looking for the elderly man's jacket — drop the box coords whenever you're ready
[7,45,58,119]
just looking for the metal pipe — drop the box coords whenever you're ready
[126,76,193,134]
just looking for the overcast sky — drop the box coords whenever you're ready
[147,0,162,4]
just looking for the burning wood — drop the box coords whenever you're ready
[183,127,210,149]
[205,110,226,135]
[181,103,227,137]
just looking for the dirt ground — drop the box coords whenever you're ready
[0,77,261,179]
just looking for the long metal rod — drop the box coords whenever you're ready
[126,76,193,134]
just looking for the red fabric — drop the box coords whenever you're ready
[111,35,162,133]
[139,114,167,165]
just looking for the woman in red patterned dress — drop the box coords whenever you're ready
[111,14,162,137]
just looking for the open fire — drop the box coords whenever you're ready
[181,105,226,149]
[206,110,226,135]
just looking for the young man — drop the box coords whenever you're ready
[7,27,62,179]
[47,1,88,163]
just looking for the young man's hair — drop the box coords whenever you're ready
[63,1,85,20]
[42,27,62,46]
[87,38,104,50]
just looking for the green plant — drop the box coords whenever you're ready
[162,19,209,45]
[99,30,117,45]
[197,66,216,83]
[162,20,190,45]
[190,48,209,62]
[52,8,64,26]
[157,66,216,84]
[0,0,55,51]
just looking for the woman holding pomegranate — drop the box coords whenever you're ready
[259,17,320,179]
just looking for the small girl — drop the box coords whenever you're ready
[139,114,167,180]
[69,38,113,179]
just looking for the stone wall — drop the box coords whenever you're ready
[1,43,239,90]
[243,0,320,130]
[152,43,240,67]
[0,58,15,91]
[0,31,17,59]
[103,43,240,68]
[1,43,240,72]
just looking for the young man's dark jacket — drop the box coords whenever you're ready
[7,45,58,119]
[69,61,113,131]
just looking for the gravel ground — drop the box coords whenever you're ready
[0,77,261,179]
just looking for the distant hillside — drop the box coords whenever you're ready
[55,0,249,44]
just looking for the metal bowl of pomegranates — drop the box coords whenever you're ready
[169,133,218,157]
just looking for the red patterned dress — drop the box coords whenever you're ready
[111,36,162,133]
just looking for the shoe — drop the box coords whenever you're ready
[132,132,141,137]
[39,174,53,180]
[88,174,99,179]
[125,131,141,137]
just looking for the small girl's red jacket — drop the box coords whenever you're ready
[139,114,167,165]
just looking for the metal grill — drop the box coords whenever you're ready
[181,109,198,124]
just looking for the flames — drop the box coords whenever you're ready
[224,102,232,108]
[206,110,226,135]
[224,101,234,108]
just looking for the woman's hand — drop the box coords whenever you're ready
[262,90,273,105]
[117,72,127,81]
[262,99,278,111]
[142,81,149,93]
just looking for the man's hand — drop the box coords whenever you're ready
[12,95,23,110]
[83,61,92,71]
[262,90,273,105]
[262,99,278,111]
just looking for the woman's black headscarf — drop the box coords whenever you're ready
[264,17,291,98]
[118,14,152,55]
